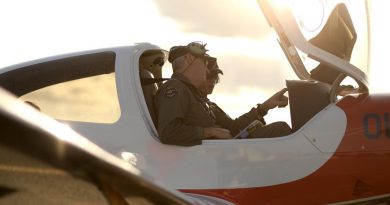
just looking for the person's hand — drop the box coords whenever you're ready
[262,88,289,111]
[203,127,232,139]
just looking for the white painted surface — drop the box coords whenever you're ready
[0,44,347,190]
[135,105,346,189]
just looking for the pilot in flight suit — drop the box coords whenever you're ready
[155,42,232,146]
[155,42,291,146]
[199,57,292,138]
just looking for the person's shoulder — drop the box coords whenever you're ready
[163,78,183,87]
[157,79,186,99]
[160,79,186,91]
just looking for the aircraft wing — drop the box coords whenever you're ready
[0,87,193,205]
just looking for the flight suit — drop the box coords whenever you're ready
[203,99,266,136]
[204,99,291,138]
[155,74,215,146]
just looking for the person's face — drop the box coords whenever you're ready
[184,54,208,87]
[194,57,208,83]
[204,76,218,95]
[139,54,164,78]
[149,55,164,78]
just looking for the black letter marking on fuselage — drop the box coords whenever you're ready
[385,112,390,138]
[363,113,381,139]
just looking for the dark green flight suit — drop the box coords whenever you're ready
[203,99,266,136]
[155,74,292,146]
[203,99,291,138]
[155,74,215,146]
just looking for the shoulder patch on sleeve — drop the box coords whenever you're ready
[165,87,178,98]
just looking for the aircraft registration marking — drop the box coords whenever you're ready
[363,112,390,139]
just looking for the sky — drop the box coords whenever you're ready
[0,0,389,124]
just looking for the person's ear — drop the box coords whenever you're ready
[184,53,195,64]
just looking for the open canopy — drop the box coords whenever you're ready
[257,0,370,92]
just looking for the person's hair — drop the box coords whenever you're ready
[172,55,186,73]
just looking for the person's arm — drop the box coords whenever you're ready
[259,88,289,112]
[156,84,205,146]
[212,102,262,136]
[203,127,232,139]
[212,88,288,136]
[159,118,204,146]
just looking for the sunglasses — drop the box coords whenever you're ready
[153,57,164,67]
[202,58,209,67]
[206,56,217,70]
[206,73,220,83]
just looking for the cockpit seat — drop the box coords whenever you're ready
[286,80,331,132]
[309,3,356,85]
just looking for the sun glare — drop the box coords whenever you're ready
[291,0,325,33]
[369,1,390,93]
